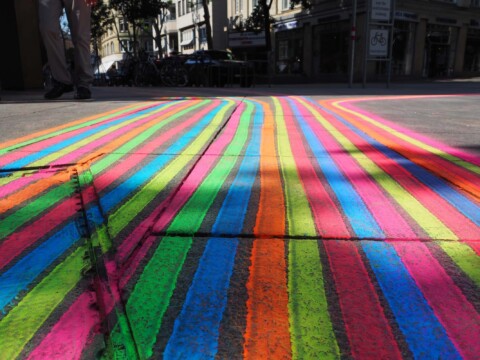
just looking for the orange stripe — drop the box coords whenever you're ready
[0,103,149,151]
[244,100,291,359]
[322,100,480,200]
[0,101,196,212]
[0,171,71,214]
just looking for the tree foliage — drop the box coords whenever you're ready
[108,0,172,57]
[243,0,312,51]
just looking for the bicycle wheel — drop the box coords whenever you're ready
[174,67,189,87]
[160,64,175,87]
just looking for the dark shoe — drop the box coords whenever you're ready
[44,82,74,100]
[74,86,91,100]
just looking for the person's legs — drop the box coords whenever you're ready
[64,0,93,91]
[38,0,72,86]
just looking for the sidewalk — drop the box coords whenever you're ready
[0,82,479,359]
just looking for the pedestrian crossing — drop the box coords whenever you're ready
[0,95,479,359]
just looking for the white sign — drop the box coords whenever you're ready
[228,31,266,47]
[371,0,391,21]
[369,29,389,56]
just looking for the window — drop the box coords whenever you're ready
[144,41,153,52]
[178,1,182,16]
[119,18,128,32]
[235,0,243,14]
[110,42,115,54]
[120,40,133,53]
[282,0,291,10]
[199,26,207,44]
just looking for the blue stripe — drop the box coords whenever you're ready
[361,241,462,359]
[0,222,80,313]
[287,98,384,239]
[4,103,169,170]
[100,103,226,213]
[164,101,262,359]
[309,98,480,227]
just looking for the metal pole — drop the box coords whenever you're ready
[349,0,358,88]
[363,0,371,88]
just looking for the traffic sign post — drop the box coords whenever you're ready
[362,0,396,88]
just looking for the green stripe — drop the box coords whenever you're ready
[108,100,236,237]
[123,100,251,358]
[273,98,316,237]
[337,102,480,175]
[439,242,480,287]
[272,98,339,359]
[288,240,340,359]
[28,102,181,168]
[300,98,457,241]
[90,100,210,176]
[0,104,149,155]
[0,246,86,359]
[0,182,74,239]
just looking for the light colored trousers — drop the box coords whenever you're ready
[38,0,93,88]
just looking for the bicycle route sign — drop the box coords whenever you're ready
[369,29,389,57]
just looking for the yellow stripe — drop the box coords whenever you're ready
[297,97,457,240]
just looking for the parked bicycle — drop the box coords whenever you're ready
[158,55,189,87]
[134,50,161,86]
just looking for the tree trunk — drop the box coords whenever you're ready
[261,0,272,51]
[202,0,214,49]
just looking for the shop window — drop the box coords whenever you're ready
[276,29,303,74]
[313,22,349,75]
[392,21,416,75]
[464,29,480,72]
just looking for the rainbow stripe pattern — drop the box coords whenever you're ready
[0,95,479,359]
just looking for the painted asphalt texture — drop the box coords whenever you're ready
[0,88,479,359]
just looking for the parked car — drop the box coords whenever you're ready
[184,50,254,87]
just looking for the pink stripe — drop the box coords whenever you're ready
[116,101,244,268]
[26,100,244,358]
[319,102,480,240]
[293,98,419,239]
[93,101,220,193]
[341,96,480,167]
[0,197,77,270]
[324,240,402,359]
[0,170,51,199]
[393,242,480,358]
[50,101,189,166]
[465,241,480,256]
[326,100,480,195]
[27,292,100,360]
[0,103,160,168]
[279,98,351,238]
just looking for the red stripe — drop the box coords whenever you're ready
[279,98,350,238]
[393,242,480,358]
[319,105,479,240]
[324,241,403,359]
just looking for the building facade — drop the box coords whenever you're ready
[97,0,480,80]
[225,0,480,80]
[262,0,480,80]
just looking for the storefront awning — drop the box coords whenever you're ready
[180,38,193,46]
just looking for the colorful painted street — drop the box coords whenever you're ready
[1,89,479,359]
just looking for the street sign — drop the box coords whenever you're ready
[369,29,389,56]
[371,0,392,21]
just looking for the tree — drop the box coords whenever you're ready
[244,0,312,51]
[108,0,172,57]
[200,0,214,49]
[91,0,112,72]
